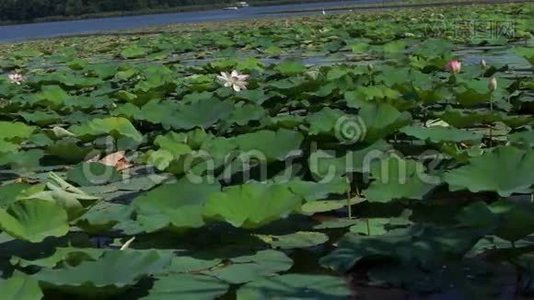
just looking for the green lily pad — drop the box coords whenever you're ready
[0,183,31,208]
[306,107,346,136]
[350,219,389,236]
[280,177,348,202]
[274,60,306,75]
[203,250,293,284]
[133,179,220,232]
[47,140,92,163]
[160,256,222,275]
[0,149,45,172]
[76,201,133,233]
[33,250,172,295]
[516,47,534,65]
[66,162,122,186]
[143,274,229,300]
[172,99,234,130]
[11,247,104,268]
[237,274,351,300]
[0,121,35,142]
[121,45,148,59]
[401,126,483,143]
[203,182,302,229]
[444,146,534,196]
[69,117,143,142]
[364,155,440,202]
[256,231,329,249]
[309,140,392,179]
[232,129,304,162]
[345,85,402,107]
[36,85,70,107]
[22,172,100,220]
[313,218,360,230]
[358,103,412,143]
[0,273,43,300]
[0,200,69,243]
[301,198,363,215]
[321,226,483,273]
[489,200,534,242]
[509,130,534,146]
[0,140,20,154]
[454,79,491,106]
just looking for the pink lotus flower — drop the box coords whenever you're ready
[8,72,24,85]
[217,70,249,92]
[446,60,462,74]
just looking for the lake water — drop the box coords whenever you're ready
[0,0,390,43]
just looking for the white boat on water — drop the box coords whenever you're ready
[224,1,249,10]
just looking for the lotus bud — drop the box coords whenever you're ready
[480,59,487,69]
[51,126,75,138]
[488,76,497,92]
[120,237,136,251]
[446,60,461,74]
[367,64,374,72]
[305,70,320,80]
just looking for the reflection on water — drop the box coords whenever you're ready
[459,47,531,71]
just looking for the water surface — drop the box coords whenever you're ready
[0,0,389,43]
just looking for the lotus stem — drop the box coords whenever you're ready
[366,219,371,236]
[368,64,375,85]
[488,77,497,147]
[489,93,493,147]
[346,176,352,220]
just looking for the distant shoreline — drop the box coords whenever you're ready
[1,0,528,26]
[0,0,341,26]
[266,0,531,15]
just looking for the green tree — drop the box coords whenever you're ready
[65,0,84,16]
